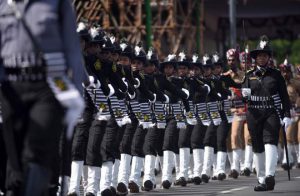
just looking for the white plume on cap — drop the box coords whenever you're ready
[147,50,153,60]
[283,58,288,66]
[120,43,127,51]
[213,54,219,62]
[178,52,186,61]
[226,48,236,59]
[135,45,142,56]
[192,54,198,63]
[203,55,210,64]
[77,22,86,32]
[109,35,116,44]
[167,54,176,61]
[245,44,249,53]
[90,27,99,39]
[260,40,267,49]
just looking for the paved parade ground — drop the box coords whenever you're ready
[134,168,300,196]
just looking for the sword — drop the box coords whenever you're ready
[281,123,291,181]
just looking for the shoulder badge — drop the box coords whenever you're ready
[154,78,159,88]
[112,63,117,73]
[210,81,215,88]
[222,81,226,89]
[94,59,102,71]
[139,73,145,80]
[196,78,204,85]
[121,67,126,77]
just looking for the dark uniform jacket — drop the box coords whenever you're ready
[242,67,291,118]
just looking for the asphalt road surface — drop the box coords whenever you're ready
[133,168,300,196]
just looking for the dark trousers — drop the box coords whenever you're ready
[143,127,159,156]
[155,128,165,156]
[131,125,147,157]
[119,116,138,155]
[71,91,95,161]
[203,121,230,152]
[191,122,207,149]
[86,119,107,167]
[101,118,119,163]
[0,123,7,194]
[178,125,194,148]
[113,125,126,160]
[247,110,280,153]
[162,115,180,153]
[0,81,65,196]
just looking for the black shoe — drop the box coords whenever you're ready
[217,173,226,181]
[86,192,96,196]
[128,181,139,193]
[143,180,154,191]
[174,177,187,186]
[296,163,300,169]
[162,180,171,189]
[201,174,209,183]
[228,169,239,179]
[187,177,194,183]
[101,188,113,196]
[253,168,256,174]
[281,163,289,170]
[211,175,218,180]
[265,175,275,191]
[116,182,128,195]
[241,168,251,177]
[67,193,78,196]
[254,183,267,191]
[110,186,116,196]
[193,176,202,185]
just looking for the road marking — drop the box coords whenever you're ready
[295,176,300,179]
[219,186,249,194]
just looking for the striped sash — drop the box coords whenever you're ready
[186,101,197,125]
[154,102,167,128]
[171,102,186,129]
[139,102,155,128]
[109,95,124,126]
[196,102,210,126]
[223,99,234,123]
[207,101,221,125]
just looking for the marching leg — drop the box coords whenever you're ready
[193,149,204,185]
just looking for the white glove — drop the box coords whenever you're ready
[107,84,115,97]
[204,84,210,94]
[134,78,140,88]
[181,88,189,99]
[283,117,292,129]
[150,93,157,103]
[83,76,101,89]
[128,92,136,99]
[241,88,251,98]
[122,77,128,87]
[164,94,170,103]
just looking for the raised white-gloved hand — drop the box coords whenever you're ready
[83,75,101,89]
[134,78,140,88]
[128,92,136,100]
[107,84,115,97]
[181,88,189,99]
[204,84,210,94]
[241,88,251,98]
[122,77,128,87]
[164,94,170,103]
[283,117,292,130]
[150,93,157,103]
